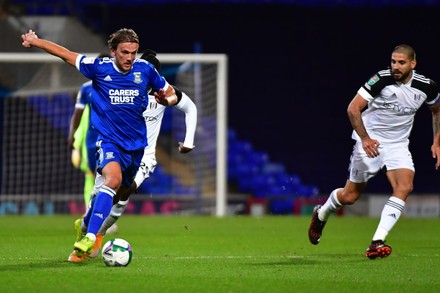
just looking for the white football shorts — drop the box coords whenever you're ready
[348,140,414,183]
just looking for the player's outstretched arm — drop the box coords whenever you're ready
[21,29,79,67]
[175,93,197,154]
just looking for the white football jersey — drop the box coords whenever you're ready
[354,69,439,144]
[142,92,197,155]
[143,95,167,155]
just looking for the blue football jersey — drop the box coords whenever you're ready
[76,56,166,151]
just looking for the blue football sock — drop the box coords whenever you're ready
[83,195,97,227]
[87,185,115,235]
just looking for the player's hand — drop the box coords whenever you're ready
[71,148,81,168]
[21,29,38,48]
[178,142,194,154]
[431,144,440,170]
[362,138,380,158]
[154,89,178,106]
[154,89,168,105]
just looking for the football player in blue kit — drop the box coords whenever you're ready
[67,50,197,262]
[21,28,179,258]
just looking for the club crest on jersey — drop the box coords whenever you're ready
[367,75,380,86]
[133,72,142,84]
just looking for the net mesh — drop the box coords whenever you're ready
[0,54,225,215]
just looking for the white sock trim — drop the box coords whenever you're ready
[388,196,405,207]
[85,233,96,242]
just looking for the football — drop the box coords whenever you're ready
[101,238,133,267]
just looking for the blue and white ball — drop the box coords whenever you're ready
[102,238,133,267]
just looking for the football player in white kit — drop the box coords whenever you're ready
[308,44,440,259]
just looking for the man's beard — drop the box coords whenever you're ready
[393,70,410,82]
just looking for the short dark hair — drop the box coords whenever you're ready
[140,49,161,71]
[107,28,139,50]
[393,44,416,61]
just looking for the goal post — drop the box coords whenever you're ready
[0,52,228,217]
[157,53,228,217]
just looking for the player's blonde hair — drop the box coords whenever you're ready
[107,28,139,50]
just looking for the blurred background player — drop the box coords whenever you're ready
[308,44,440,259]
[68,49,197,262]
[68,53,111,210]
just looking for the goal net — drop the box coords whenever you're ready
[0,53,228,216]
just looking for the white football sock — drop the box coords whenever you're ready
[372,196,405,241]
[85,233,96,242]
[99,200,129,236]
[318,188,343,222]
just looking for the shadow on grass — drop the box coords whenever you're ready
[247,254,368,266]
[0,259,89,271]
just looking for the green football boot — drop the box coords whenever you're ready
[74,218,85,242]
[74,235,95,254]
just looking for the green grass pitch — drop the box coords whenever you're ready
[0,215,439,292]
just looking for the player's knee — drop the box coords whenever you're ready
[394,183,413,196]
[104,175,122,190]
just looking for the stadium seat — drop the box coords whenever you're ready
[28,93,74,134]
[226,129,321,215]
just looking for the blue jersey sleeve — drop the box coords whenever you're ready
[77,56,103,80]
[140,60,166,92]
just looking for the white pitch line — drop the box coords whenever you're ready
[139,255,310,260]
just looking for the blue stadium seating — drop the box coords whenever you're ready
[27,93,75,135]
[227,129,319,214]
